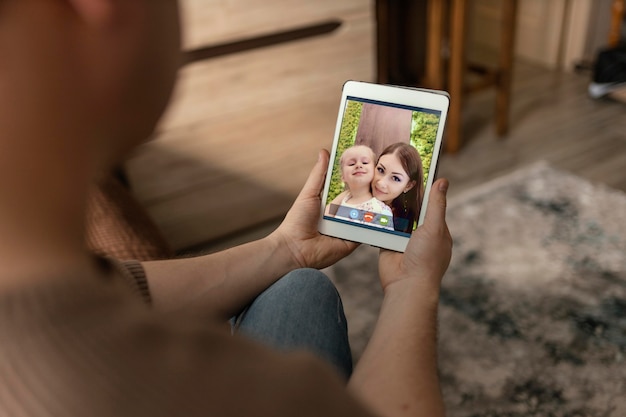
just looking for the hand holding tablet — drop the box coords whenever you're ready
[318,81,449,252]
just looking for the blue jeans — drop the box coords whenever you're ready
[232,268,353,379]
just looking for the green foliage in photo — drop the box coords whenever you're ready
[327,100,363,202]
[410,111,440,186]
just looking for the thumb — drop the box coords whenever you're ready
[298,149,330,199]
[422,178,449,230]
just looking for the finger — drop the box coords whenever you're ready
[333,237,360,257]
[422,178,449,230]
[297,149,330,199]
[379,247,401,261]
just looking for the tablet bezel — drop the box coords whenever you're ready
[318,81,449,252]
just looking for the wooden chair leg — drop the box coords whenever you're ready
[445,0,468,153]
[376,0,390,84]
[425,0,446,89]
[496,0,517,137]
[609,0,625,47]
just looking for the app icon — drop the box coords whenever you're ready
[363,212,374,222]
[349,209,359,219]
[379,216,390,226]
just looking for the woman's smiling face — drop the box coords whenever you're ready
[372,153,416,204]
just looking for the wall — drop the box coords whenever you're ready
[469,0,616,71]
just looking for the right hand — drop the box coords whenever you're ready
[271,150,359,271]
[378,178,453,293]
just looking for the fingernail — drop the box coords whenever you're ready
[439,180,449,193]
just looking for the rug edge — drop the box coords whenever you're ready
[447,161,553,207]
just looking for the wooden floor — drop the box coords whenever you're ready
[125,5,375,252]
[161,59,626,254]
[438,60,626,199]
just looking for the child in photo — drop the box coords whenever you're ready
[325,145,394,230]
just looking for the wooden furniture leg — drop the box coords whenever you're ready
[496,0,518,137]
[426,0,517,153]
[376,0,390,84]
[445,0,468,153]
[425,0,446,90]
[609,0,625,47]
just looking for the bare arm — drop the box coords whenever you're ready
[141,235,293,319]
[141,150,358,320]
[349,178,452,417]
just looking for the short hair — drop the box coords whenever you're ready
[339,145,376,168]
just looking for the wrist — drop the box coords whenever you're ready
[383,275,442,306]
[265,230,304,271]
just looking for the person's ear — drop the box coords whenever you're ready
[66,0,114,26]
[404,180,417,193]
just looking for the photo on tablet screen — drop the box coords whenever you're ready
[323,96,443,238]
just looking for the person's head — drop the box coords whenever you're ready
[339,145,376,192]
[0,0,182,171]
[372,142,424,233]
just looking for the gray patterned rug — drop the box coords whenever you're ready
[325,162,626,417]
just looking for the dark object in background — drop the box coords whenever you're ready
[376,0,428,86]
[589,44,626,98]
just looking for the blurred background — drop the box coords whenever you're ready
[123,0,626,255]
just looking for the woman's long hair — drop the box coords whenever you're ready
[379,143,425,233]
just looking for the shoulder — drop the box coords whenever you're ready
[0,277,372,416]
[328,190,348,205]
[99,311,373,416]
[326,191,350,215]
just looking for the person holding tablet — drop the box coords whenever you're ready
[0,1,452,417]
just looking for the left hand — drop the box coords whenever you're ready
[378,178,452,293]
[271,149,359,269]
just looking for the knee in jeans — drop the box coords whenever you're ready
[277,268,338,299]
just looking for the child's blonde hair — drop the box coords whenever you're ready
[339,145,376,168]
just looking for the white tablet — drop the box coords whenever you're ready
[318,81,449,252]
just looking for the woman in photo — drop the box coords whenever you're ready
[372,142,425,233]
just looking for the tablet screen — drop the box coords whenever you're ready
[323,96,444,238]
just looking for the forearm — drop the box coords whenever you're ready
[139,149,358,320]
[348,280,445,417]
[141,233,299,319]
